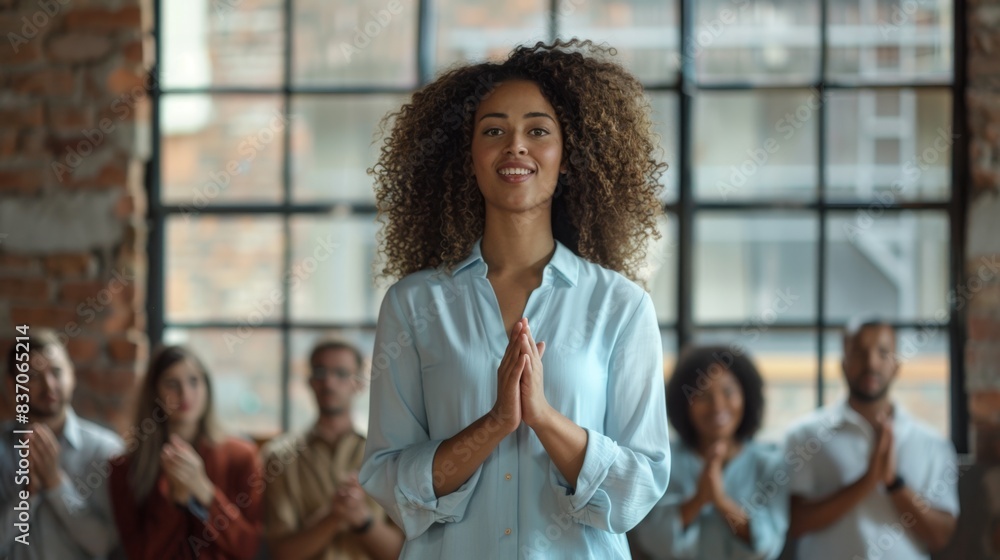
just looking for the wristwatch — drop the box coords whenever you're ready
[886,474,906,493]
[350,515,374,534]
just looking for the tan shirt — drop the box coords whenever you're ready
[261,430,385,560]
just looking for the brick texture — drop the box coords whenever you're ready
[0,0,150,433]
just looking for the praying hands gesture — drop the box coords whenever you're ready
[161,434,215,507]
[492,318,549,432]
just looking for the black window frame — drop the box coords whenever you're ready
[147,0,968,451]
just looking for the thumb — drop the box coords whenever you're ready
[537,341,546,358]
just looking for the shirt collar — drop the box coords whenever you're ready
[829,398,913,440]
[450,237,579,287]
[61,408,82,450]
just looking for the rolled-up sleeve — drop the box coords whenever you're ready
[632,496,700,559]
[360,285,481,540]
[733,448,790,560]
[548,291,671,533]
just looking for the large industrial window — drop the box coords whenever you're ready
[150,0,965,449]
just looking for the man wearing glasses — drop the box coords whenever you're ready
[262,339,403,560]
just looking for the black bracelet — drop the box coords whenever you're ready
[886,474,906,493]
[350,516,374,534]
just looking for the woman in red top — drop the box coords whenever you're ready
[108,345,263,559]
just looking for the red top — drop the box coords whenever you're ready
[108,437,264,560]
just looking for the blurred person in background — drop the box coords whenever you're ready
[0,328,123,559]
[107,345,263,559]
[630,346,788,560]
[785,319,959,559]
[360,38,671,559]
[262,339,402,560]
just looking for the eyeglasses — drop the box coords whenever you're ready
[309,367,355,381]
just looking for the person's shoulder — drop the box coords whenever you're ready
[783,403,840,441]
[574,258,649,309]
[217,436,261,461]
[382,267,462,306]
[74,414,125,453]
[900,412,955,454]
[260,431,309,461]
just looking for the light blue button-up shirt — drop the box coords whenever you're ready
[631,440,789,560]
[360,237,671,559]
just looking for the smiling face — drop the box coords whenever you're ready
[471,80,566,215]
[688,365,745,444]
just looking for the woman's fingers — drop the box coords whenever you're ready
[500,320,524,373]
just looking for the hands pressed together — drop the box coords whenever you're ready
[162,434,215,506]
[865,413,897,490]
[26,424,64,494]
[328,473,373,533]
[491,318,550,434]
[693,441,731,508]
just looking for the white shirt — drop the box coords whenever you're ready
[0,409,124,559]
[785,400,960,560]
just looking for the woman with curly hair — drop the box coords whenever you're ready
[631,346,788,559]
[359,39,671,559]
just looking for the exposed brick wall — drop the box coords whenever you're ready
[0,0,151,434]
[963,0,1000,558]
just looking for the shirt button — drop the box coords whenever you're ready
[504,528,512,535]
[505,473,512,480]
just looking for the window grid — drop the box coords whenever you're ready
[148,0,967,450]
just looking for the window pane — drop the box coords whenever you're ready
[826,89,951,201]
[293,0,417,87]
[650,92,679,203]
[694,91,817,201]
[289,328,376,435]
[694,212,817,323]
[648,213,678,324]
[825,211,948,322]
[166,215,283,322]
[433,0,549,71]
[693,329,818,442]
[828,0,953,82]
[161,0,284,89]
[161,95,285,204]
[661,330,678,377]
[290,215,382,323]
[822,328,949,438]
[557,0,679,84]
[291,95,405,202]
[694,0,820,84]
[162,328,281,435]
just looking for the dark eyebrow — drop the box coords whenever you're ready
[477,112,556,123]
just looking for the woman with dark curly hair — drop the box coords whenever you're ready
[358,39,671,558]
[631,346,788,560]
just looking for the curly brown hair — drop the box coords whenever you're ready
[370,38,668,284]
